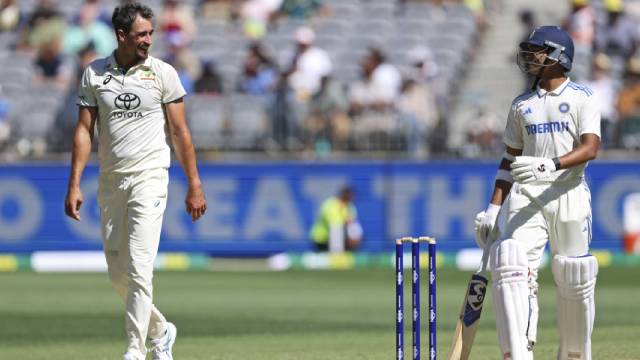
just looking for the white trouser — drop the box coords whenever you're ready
[493,178,593,358]
[98,168,169,359]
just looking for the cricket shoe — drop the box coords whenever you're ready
[150,322,177,360]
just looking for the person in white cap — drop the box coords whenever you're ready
[287,26,332,101]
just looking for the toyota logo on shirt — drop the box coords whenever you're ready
[114,93,141,110]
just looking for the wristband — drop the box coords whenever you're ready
[552,157,561,170]
[502,152,515,162]
[496,168,513,183]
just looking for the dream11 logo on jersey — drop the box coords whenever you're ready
[113,93,142,119]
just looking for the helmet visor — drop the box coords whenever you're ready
[516,44,558,74]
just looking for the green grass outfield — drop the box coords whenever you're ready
[1,267,639,359]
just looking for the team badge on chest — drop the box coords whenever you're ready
[558,102,570,113]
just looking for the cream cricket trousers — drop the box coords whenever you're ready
[498,177,593,271]
[98,168,169,358]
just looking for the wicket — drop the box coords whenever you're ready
[396,236,436,360]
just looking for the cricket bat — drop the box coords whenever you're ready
[446,238,492,360]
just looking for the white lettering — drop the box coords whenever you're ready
[197,178,237,239]
[373,176,421,238]
[244,177,303,240]
[427,176,485,238]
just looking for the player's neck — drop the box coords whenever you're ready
[114,48,140,71]
[539,76,568,92]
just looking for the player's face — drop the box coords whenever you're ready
[120,15,153,62]
[517,44,550,75]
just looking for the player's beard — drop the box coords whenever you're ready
[136,45,150,61]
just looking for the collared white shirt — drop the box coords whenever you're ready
[77,53,186,174]
[503,77,601,182]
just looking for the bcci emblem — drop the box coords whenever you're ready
[559,102,570,113]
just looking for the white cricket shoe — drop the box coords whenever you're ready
[150,322,177,360]
[123,351,143,360]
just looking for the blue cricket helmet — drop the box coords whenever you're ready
[519,25,574,71]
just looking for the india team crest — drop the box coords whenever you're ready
[559,102,570,113]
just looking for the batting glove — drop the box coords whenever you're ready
[510,156,556,184]
[474,204,500,249]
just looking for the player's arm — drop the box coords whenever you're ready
[474,146,522,249]
[164,98,207,221]
[65,106,97,221]
[489,146,523,205]
[553,133,599,170]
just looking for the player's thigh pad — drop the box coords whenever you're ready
[552,254,598,360]
[490,238,532,360]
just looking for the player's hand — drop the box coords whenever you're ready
[64,186,83,221]
[474,204,500,249]
[510,156,556,184]
[185,183,207,222]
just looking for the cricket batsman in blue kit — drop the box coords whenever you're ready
[475,26,601,359]
[64,3,207,359]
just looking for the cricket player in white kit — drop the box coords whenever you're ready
[64,4,207,360]
[474,26,600,359]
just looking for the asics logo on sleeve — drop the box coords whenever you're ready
[103,74,113,85]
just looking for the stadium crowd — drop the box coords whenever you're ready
[0,0,638,159]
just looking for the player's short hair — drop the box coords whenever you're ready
[112,2,154,34]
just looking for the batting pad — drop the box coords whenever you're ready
[552,254,598,360]
[490,239,532,360]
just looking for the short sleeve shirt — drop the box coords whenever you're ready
[77,53,186,173]
[503,78,601,182]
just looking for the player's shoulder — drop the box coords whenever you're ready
[83,56,111,77]
[510,89,537,107]
[564,81,594,98]
[145,55,177,73]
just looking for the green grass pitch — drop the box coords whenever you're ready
[1,266,638,359]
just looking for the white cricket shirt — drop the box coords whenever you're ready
[77,53,186,173]
[503,78,601,183]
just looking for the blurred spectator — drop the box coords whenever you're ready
[305,76,350,151]
[0,85,10,147]
[240,0,282,39]
[519,9,538,88]
[199,0,238,23]
[584,53,620,148]
[34,40,72,88]
[50,43,98,151]
[563,0,595,46]
[287,26,332,102]
[310,186,363,252]
[617,60,640,148]
[349,47,402,138]
[594,0,638,77]
[158,0,197,48]
[397,78,439,156]
[195,60,224,95]
[0,0,20,32]
[165,47,202,94]
[72,0,111,27]
[64,0,116,56]
[278,0,326,20]
[18,0,66,51]
[237,42,278,96]
[461,108,502,157]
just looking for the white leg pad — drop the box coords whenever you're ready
[552,254,598,360]
[491,239,532,360]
